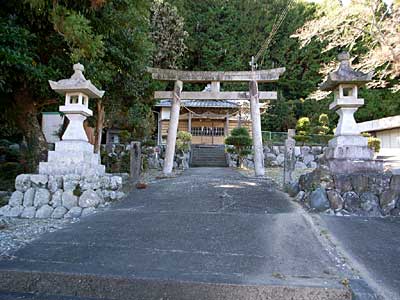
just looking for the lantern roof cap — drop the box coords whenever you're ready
[320,52,373,91]
[49,63,105,98]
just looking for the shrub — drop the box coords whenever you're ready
[296,117,311,136]
[368,137,381,153]
[225,127,252,168]
[176,131,192,153]
[119,130,131,144]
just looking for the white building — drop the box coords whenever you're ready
[359,115,400,156]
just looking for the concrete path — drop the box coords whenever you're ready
[0,168,351,299]
[321,215,400,300]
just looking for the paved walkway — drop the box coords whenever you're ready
[321,215,400,300]
[0,168,350,299]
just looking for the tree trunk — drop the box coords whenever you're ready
[94,99,105,154]
[14,86,48,172]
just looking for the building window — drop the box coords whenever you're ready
[191,127,225,136]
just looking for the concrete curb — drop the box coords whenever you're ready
[0,269,351,300]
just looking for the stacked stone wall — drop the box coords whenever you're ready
[293,170,400,217]
[228,145,324,169]
[0,174,126,219]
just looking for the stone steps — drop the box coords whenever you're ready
[191,146,228,167]
[0,270,351,300]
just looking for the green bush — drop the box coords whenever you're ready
[119,130,131,144]
[296,117,311,136]
[368,137,381,153]
[225,127,252,168]
[176,131,192,152]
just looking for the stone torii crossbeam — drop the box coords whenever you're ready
[148,67,286,176]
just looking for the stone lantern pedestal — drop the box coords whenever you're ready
[319,52,382,174]
[39,63,106,176]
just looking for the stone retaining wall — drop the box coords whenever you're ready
[228,145,324,169]
[293,170,400,217]
[0,173,126,219]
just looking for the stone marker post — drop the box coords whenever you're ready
[163,80,183,175]
[284,129,296,187]
[249,80,265,177]
[130,141,141,182]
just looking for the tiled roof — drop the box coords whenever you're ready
[155,99,239,108]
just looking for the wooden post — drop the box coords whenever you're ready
[225,112,229,137]
[188,112,192,134]
[249,80,264,176]
[130,141,141,183]
[163,80,182,175]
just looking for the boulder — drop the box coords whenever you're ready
[390,175,400,192]
[295,161,307,169]
[390,208,400,216]
[300,146,311,156]
[81,175,101,191]
[82,207,96,217]
[303,154,315,166]
[272,146,280,156]
[326,190,344,210]
[23,188,36,207]
[333,175,353,193]
[110,176,122,190]
[35,205,54,219]
[20,207,36,219]
[7,205,24,217]
[286,182,300,197]
[368,174,391,195]
[309,162,318,169]
[48,175,63,193]
[265,153,277,165]
[294,191,306,202]
[343,191,361,213]
[62,191,78,210]
[309,188,330,211]
[294,147,301,157]
[276,154,285,166]
[360,192,381,216]
[9,191,23,207]
[33,188,50,208]
[63,174,80,191]
[30,174,48,188]
[350,174,369,194]
[15,174,31,192]
[379,190,399,215]
[51,207,67,219]
[0,205,11,216]
[79,189,102,208]
[64,206,82,219]
[50,190,63,208]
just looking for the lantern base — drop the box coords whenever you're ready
[39,141,105,176]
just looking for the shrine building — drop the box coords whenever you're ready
[154,86,257,145]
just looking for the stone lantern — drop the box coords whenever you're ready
[320,52,382,173]
[39,63,106,176]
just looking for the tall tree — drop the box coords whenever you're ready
[0,0,153,168]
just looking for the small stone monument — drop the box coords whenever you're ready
[320,52,382,174]
[39,63,106,176]
[283,129,296,186]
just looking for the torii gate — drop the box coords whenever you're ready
[148,67,285,177]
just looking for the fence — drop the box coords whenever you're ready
[262,131,333,146]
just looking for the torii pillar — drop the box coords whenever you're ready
[163,80,182,175]
[249,80,264,176]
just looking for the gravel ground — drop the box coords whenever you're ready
[0,169,184,258]
[239,167,314,190]
[0,217,74,258]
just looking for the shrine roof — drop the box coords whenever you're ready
[155,99,239,109]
